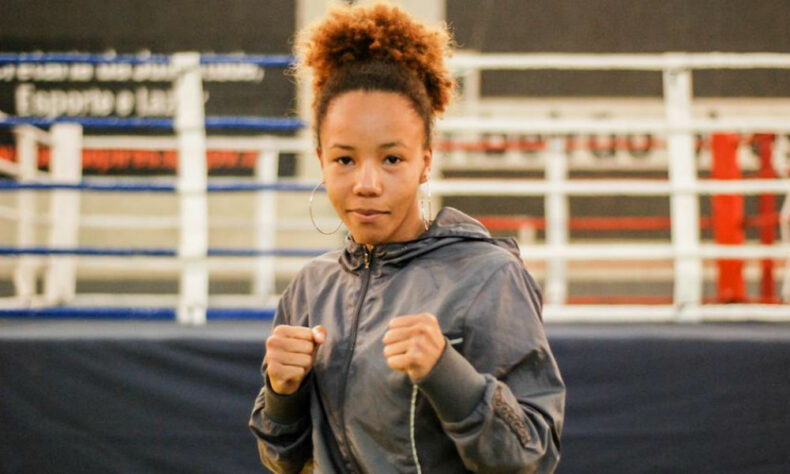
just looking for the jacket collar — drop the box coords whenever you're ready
[339,207,519,272]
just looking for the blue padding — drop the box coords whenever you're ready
[0,116,305,131]
[0,307,276,320]
[0,246,329,257]
[0,181,317,192]
[0,53,295,67]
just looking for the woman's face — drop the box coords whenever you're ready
[318,90,432,246]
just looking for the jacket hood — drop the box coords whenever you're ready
[340,207,520,271]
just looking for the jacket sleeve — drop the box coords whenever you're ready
[416,261,566,473]
[248,284,313,474]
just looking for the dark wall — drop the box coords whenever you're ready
[0,0,297,118]
[1,0,294,53]
[447,0,790,96]
[3,0,789,116]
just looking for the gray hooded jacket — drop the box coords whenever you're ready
[249,207,565,473]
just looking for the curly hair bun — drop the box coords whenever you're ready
[296,1,455,115]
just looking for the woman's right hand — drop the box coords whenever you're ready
[265,324,326,395]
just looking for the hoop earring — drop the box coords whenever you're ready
[420,175,433,230]
[309,181,342,235]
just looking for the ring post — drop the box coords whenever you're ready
[545,136,568,304]
[461,54,481,165]
[44,123,82,304]
[711,133,745,302]
[777,136,790,303]
[663,62,702,318]
[754,134,777,302]
[173,52,208,325]
[13,126,41,302]
[783,195,790,303]
[253,139,278,302]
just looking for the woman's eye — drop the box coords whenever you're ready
[385,155,402,164]
[336,156,353,165]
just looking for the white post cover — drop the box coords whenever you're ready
[44,123,82,304]
[253,141,278,301]
[544,136,569,304]
[13,126,40,302]
[173,52,208,325]
[663,66,703,315]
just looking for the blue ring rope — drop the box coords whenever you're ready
[0,116,305,131]
[0,181,317,192]
[0,53,295,67]
[204,116,305,130]
[208,248,327,257]
[0,307,276,320]
[0,246,329,257]
[206,182,316,192]
[0,246,175,256]
[0,182,174,192]
[201,55,294,67]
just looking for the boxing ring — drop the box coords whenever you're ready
[1,52,790,473]
[1,52,789,323]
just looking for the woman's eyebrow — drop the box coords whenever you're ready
[329,143,355,150]
[378,141,405,149]
[329,141,406,151]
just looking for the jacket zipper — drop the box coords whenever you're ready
[410,384,423,474]
[338,247,373,471]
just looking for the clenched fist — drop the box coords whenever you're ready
[382,313,446,382]
[266,324,326,395]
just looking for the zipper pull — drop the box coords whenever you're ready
[364,249,370,269]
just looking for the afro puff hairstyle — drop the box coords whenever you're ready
[295,1,456,147]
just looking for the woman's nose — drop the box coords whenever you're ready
[353,160,382,196]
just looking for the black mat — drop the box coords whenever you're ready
[2,321,789,473]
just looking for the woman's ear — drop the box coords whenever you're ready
[420,147,433,183]
[316,146,324,171]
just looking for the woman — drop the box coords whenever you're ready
[249,3,565,473]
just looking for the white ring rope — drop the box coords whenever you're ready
[448,52,790,71]
[438,117,790,134]
[542,304,790,323]
[0,204,340,232]
[518,244,789,261]
[430,178,790,196]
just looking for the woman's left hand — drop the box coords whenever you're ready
[382,313,446,382]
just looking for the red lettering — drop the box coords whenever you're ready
[163,151,177,170]
[0,146,15,162]
[38,148,50,169]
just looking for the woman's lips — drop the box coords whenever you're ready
[349,209,389,222]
